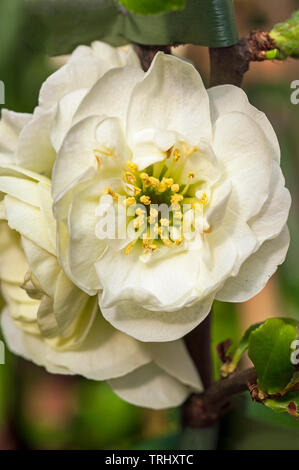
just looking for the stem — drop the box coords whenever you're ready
[182,367,257,429]
[184,313,213,389]
[209,30,276,86]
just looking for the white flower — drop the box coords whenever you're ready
[0,42,291,407]
[0,166,201,409]
[48,51,290,343]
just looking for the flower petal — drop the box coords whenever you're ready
[73,65,144,125]
[213,111,272,221]
[249,162,291,247]
[208,85,280,163]
[108,362,190,409]
[147,340,202,391]
[127,52,211,148]
[16,106,57,177]
[216,225,290,302]
[1,309,152,381]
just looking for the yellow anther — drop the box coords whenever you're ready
[133,186,141,196]
[153,223,159,234]
[174,235,184,246]
[140,195,151,206]
[161,237,174,248]
[160,218,169,227]
[200,192,208,206]
[104,187,118,200]
[148,176,160,189]
[187,172,195,179]
[140,172,151,186]
[124,242,134,255]
[171,184,180,193]
[174,211,183,220]
[124,172,136,185]
[136,208,145,216]
[173,149,181,162]
[171,194,184,205]
[143,237,157,252]
[149,208,158,224]
[161,177,174,187]
[126,160,138,172]
[126,197,136,207]
[150,208,158,218]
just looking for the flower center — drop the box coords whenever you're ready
[103,143,209,257]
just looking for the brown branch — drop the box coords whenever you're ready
[209,30,277,86]
[133,44,172,71]
[184,313,213,389]
[182,367,257,428]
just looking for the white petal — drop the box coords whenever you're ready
[97,248,201,311]
[4,195,55,255]
[52,115,103,201]
[39,56,112,108]
[208,85,280,163]
[213,111,272,220]
[68,179,106,293]
[0,109,31,163]
[216,225,290,302]
[16,106,56,177]
[127,53,211,148]
[1,310,152,381]
[51,88,88,152]
[147,340,202,391]
[0,221,28,283]
[249,161,291,247]
[73,65,144,125]
[100,294,214,342]
[108,362,190,409]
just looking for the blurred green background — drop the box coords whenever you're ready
[0,0,299,450]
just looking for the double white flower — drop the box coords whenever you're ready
[0,42,291,408]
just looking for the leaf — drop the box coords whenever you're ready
[264,391,299,417]
[118,0,186,15]
[221,322,262,377]
[25,0,238,55]
[248,318,297,395]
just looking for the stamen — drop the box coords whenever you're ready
[126,161,138,172]
[171,194,184,205]
[126,197,136,207]
[124,242,134,255]
[104,187,118,200]
[124,172,136,185]
[173,149,181,162]
[171,184,180,193]
[140,195,151,205]
[200,193,208,206]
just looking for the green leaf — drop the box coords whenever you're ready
[248,318,297,395]
[118,0,186,15]
[269,10,299,60]
[25,0,238,55]
[221,322,262,377]
[264,391,299,417]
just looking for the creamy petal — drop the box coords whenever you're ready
[127,53,211,148]
[213,111,272,221]
[249,161,291,247]
[216,225,290,302]
[16,106,56,177]
[208,85,280,163]
[108,362,190,409]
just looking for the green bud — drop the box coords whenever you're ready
[269,10,299,60]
